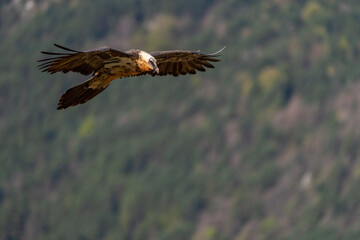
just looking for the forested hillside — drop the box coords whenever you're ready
[2,0,360,239]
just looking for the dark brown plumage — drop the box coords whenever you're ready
[150,50,222,77]
[38,44,225,109]
[57,80,108,110]
[38,44,132,76]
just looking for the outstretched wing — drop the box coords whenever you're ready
[38,43,131,75]
[150,46,225,77]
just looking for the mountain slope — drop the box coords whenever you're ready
[1,1,360,240]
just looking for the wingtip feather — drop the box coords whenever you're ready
[208,46,226,56]
[53,43,82,53]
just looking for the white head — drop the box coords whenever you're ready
[139,51,159,74]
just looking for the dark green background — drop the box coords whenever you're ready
[1,0,360,239]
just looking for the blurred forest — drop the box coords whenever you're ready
[1,0,360,239]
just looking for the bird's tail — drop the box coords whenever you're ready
[57,79,108,110]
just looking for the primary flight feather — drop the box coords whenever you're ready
[38,44,225,110]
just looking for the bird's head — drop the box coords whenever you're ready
[139,51,159,74]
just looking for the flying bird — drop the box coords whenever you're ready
[38,44,225,110]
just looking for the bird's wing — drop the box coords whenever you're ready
[38,43,131,75]
[150,46,225,77]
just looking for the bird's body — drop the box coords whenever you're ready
[38,44,224,110]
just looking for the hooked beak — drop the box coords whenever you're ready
[149,59,159,74]
[154,67,159,74]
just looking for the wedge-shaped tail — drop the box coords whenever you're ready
[57,79,108,110]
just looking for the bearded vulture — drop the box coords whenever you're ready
[38,44,225,110]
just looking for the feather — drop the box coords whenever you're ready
[57,79,108,110]
[38,43,130,75]
[150,46,224,76]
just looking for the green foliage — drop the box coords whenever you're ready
[77,115,96,138]
[1,0,360,240]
